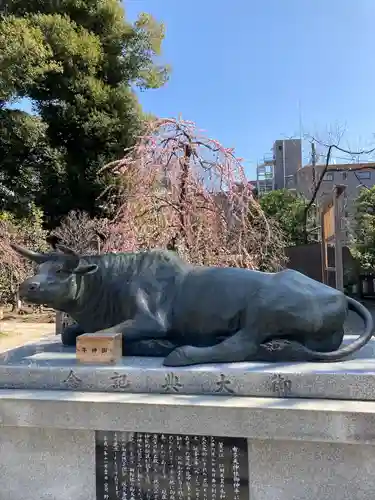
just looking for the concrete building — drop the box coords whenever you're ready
[296,163,375,205]
[256,138,375,217]
[255,158,274,195]
[256,137,375,242]
[296,162,375,240]
[256,139,302,194]
[256,137,375,208]
[273,139,302,190]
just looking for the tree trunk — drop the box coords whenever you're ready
[168,143,192,253]
[9,271,21,312]
[10,292,21,313]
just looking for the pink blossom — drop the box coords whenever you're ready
[100,117,285,270]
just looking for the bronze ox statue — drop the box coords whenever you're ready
[11,243,373,366]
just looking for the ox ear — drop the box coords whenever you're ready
[10,243,51,264]
[72,263,98,275]
[56,244,79,257]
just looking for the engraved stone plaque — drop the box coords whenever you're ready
[96,431,249,500]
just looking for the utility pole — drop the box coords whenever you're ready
[333,185,345,292]
[311,142,319,242]
[311,142,317,191]
[282,140,286,188]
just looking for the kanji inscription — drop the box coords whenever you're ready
[96,432,248,500]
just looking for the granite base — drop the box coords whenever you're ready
[0,335,375,401]
[0,426,95,500]
[1,333,375,499]
[1,391,375,500]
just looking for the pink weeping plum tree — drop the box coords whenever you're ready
[100,117,286,270]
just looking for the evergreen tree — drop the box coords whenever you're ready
[0,1,169,224]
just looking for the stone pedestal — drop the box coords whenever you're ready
[1,335,375,401]
[1,335,375,499]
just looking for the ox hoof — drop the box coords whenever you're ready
[163,346,195,367]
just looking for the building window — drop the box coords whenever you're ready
[342,172,347,180]
[323,172,334,181]
[356,170,371,180]
[278,145,283,151]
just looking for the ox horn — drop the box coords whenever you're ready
[10,243,51,264]
[72,262,98,275]
[56,244,79,257]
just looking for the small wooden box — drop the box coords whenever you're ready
[76,333,122,364]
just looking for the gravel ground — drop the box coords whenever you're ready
[0,322,54,352]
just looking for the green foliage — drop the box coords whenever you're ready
[351,186,375,271]
[0,109,65,218]
[259,189,315,247]
[0,205,48,254]
[10,205,48,250]
[0,0,170,224]
[0,15,60,103]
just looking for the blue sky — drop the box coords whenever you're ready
[12,0,375,178]
[125,0,375,178]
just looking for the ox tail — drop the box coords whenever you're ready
[299,296,373,361]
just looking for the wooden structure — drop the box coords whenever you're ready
[76,332,122,364]
[320,185,346,291]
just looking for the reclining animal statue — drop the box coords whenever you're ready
[11,243,373,367]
